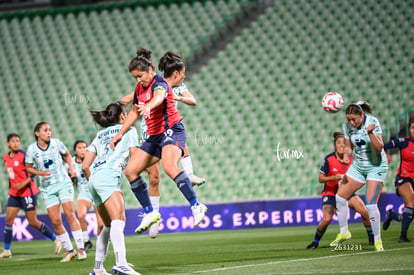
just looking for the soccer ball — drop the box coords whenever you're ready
[321,92,344,113]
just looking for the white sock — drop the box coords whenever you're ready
[94,226,110,270]
[366,204,381,241]
[72,230,84,250]
[180,156,193,176]
[335,195,349,234]
[57,232,74,252]
[150,196,160,213]
[82,230,89,243]
[110,220,127,266]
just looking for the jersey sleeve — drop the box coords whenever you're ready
[25,145,34,164]
[87,136,98,154]
[319,156,329,175]
[56,139,68,155]
[372,117,382,134]
[152,80,169,97]
[384,137,405,150]
[125,127,139,148]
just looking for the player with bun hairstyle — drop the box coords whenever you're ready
[71,140,104,252]
[25,122,86,262]
[83,102,141,275]
[382,119,414,242]
[306,132,374,249]
[0,133,61,258]
[330,101,387,251]
[111,48,207,234]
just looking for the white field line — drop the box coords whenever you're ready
[172,247,413,275]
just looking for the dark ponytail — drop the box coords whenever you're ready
[90,102,126,128]
[345,100,374,115]
[158,52,185,78]
[128,48,154,72]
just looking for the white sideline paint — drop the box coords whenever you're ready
[173,247,413,275]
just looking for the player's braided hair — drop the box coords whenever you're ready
[158,52,184,78]
[90,102,126,128]
[128,48,154,72]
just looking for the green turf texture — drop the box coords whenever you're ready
[1,223,413,274]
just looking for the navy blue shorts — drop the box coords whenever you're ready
[140,122,186,159]
[395,175,414,197]
[322,195,336,207]
[7,194,38,212]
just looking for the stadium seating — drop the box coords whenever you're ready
[0,0,413,213]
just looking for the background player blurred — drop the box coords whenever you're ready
[71,140,104,251]
[25,122,86,262]
[306,132,374,249]
[382,119,414,242]
[1,133,61,258]
[83,102,141,275]
[332,101,387,252]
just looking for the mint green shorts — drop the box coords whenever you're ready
[88,168,122,207]
[40,180,75,208]
[77,186,93,202]
[346,161,388,184]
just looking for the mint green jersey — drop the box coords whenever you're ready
[25,138,71,188]
[139,82,188,142]
[87,124,139,174]
[72,158,89,193]
[343,114,386,166]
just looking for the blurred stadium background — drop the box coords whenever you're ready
[0,0,413,213]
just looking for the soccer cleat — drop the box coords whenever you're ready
[192,203,208,226]
[398,236,411,243]
[89,268,111,275]
[135,211,161,234]
[149,220,161,239]
[306,241,319,250]
[77,249,87,260]
[374,240,384,251]
[54,238,62,254]
[0,250,12,258]
[112,264,142,275]
[84,240,93,253]
[382,209,393,231]
[60,251,77,262]
[189,174,206,187]
[329,231,352,247]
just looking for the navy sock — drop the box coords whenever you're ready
[401,207,413,238]
[391,211,401,221]
[40,222,56,241]
[313,228,325,243]
[365,225,374,243]
[130,176,153,213]
[174,171,197,206]
[4,225,12,250]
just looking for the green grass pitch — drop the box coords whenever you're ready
[1,223,413,275]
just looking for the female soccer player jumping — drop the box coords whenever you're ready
[1,133,61,258]
[331,101,387,251]
[306,132,374,249]
[110,48,207,234]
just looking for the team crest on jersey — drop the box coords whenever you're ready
[14,161,19,166]
[146,92,151,100]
